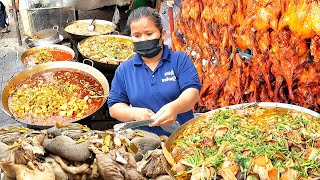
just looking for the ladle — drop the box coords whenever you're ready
[87,16,96,32]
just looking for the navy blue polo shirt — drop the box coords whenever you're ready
[107,45,202,136]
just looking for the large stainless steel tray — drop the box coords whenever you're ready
[1,61,109,129]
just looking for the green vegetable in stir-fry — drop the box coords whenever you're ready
[168,107,320,180]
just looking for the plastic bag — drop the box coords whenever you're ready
[112,6,120,25]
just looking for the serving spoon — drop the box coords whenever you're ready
[87,16,96,32]
[88,95,108,98]
[83,95,108,102]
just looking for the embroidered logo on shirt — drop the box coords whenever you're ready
[162,70,176,82]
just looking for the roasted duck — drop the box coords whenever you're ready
[174,0,320,112]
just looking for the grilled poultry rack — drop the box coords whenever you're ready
[172,0,320,112]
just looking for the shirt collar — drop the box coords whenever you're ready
[133,45,172,66]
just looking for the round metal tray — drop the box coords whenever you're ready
[162,102,320,179]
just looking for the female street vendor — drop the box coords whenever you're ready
[108,7,201,136]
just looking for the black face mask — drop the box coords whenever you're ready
[133,39,163,58]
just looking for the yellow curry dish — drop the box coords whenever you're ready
[165,106,320,180]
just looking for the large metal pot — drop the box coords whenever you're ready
[21,44,75,68]
[1,61,109,129]
[64,19,117,43]
[27,26,60,46]
[25,35,64,48]
[77,34,135,72]
[162,102,320,179]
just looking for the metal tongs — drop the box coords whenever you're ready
[234,102,258,110]
[113,119,154,132]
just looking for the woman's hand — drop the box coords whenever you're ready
[130,107,155,121]
[149,102,178,127]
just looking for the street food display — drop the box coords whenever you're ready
[173,0,320,112]
[164,105,320,179]
[65,21,115,36]
[4,1,320,179]
[78,35,135,64]
[0,124,170,180]
[23,49,73,67]
[8,69,104,126]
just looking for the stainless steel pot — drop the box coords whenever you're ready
[1,61,109,129]
[32,26,59,42]
[25,26,60,47]
[64,19,117,43]
[162,102,320,179]
[20,44,75,68]
[25,35,64,47]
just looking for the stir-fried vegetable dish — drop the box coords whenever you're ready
[24,49,73,67]
[168,107,320,180]
[65,21,115,36]
[8,69,104,126]
[78,36,134,63]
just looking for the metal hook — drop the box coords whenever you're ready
[113,31,120,35]
[66,19,74,24]
[53,25,59,31]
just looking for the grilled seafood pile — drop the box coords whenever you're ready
[173,0,320,111]
[165,106,320,179]
[8,69,104,126]
[0,124,170,180]
[78,36,135,64]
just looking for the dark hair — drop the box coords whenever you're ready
[127,7,163,32]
